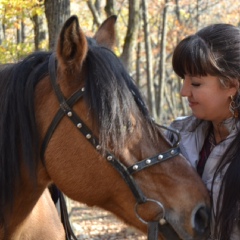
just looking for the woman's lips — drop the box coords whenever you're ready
[188,101,198,107]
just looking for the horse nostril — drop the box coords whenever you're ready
[192,205,210,235]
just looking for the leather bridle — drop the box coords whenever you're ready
[41,53,182,240]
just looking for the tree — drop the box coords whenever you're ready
[157,0,170,118]
[141,0,156,118]
[31,1,45,51]
[86,0,102,27]
[120,0,141,71]
[44,0,70,50]
[105,0,116,16]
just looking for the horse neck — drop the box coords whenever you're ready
[1,164,50,239]
[7,189,65,240]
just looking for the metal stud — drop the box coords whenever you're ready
[146,159,151,164]
[67,111,72,117]
[86,134,91,139]
[158,154,163,160]
[77,123,82,128]
[171,149,175,155]
[159,218,167,225]
[133,165,139,170]
[81,87,85,92]
[107,155,113,161]
[96,145,101,150]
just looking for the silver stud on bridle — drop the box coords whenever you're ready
[159,218,167,225]
[133,165,139,170]
[146,159,151,164]
[67,111,72,117]
[86,134,91,139]
[96,145,101,150]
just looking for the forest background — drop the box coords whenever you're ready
[0,0,239,124]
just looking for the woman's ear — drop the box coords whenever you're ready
[229,79,239,96]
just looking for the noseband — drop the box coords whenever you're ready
[41,53,181,240]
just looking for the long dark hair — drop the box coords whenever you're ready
[172,23,240,239]
[0,52,50,223]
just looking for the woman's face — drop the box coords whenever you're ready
[181,75,237,123]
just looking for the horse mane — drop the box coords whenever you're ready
[0,52,50,218]
[85,38,155,152]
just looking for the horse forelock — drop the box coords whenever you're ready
[84,42,154,152]
[0,52,50,219]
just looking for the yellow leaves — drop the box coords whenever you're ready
[13,21,20,29]
[0,0,46,63]
[0,40,34,63]
[175,93,181,98]
[0,0,44,19]
[39,39,48,51]
[0,1,45,63]
[1,0,41,8]
[31,6,44,16]
[178,9,191,21]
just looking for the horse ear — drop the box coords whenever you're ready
[94,15,117,49]
[56,15,88,73]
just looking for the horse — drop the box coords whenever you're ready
[0,15,210,240]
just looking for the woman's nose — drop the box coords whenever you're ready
[180,78,191,97]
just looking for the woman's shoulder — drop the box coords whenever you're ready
[170,115,204,132]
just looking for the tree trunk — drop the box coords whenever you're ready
[0,23,3,45]
[135,29,141,88]
[104,0,116,17]
[16,15,23,44]
[21,20,25,43]
[120,0,140,71]
[86,0,102,27]
[141,0,156,118]
[44,0,70,50]
[32,15,40,51]
[157,0,170,118]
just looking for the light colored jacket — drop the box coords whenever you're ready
[166,115,240,240]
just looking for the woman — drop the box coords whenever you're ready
[166,24,240,239]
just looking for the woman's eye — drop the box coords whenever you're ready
[191,83,200,87]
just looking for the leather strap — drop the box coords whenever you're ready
[158,223,181,240]
[148,221,159,239]
[128,147,180,174]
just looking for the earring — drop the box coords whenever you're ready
[229,95,239,118]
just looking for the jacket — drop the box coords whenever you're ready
[165,115,240,240]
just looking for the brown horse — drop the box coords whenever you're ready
[0,15,210,240]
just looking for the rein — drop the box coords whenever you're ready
[41,53,182,240]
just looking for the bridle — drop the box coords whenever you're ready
[41,53,182,240]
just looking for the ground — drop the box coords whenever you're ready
[67,200,147,240]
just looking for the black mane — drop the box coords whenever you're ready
[0,52,50,218]
[0,39,154,220]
